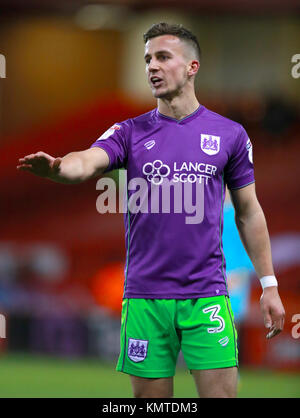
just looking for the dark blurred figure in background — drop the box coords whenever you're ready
[261,95,298,142]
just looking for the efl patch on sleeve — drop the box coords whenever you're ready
[97,124,121,141]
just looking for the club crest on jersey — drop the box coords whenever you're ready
[200,134,220,156]
[128,338,148,362]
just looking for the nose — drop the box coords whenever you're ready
[148,58,160,73]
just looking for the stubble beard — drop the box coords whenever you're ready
[152,83,185,101]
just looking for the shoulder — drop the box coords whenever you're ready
[100,109,156,144]
[115,109,157,140]
[116,109,156,132]
[201,106,244,137]
[128,108,157,125]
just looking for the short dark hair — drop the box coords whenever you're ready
[143,22,201,62]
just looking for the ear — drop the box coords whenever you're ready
[187,60,200,77]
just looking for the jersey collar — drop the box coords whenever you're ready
[156,104,205,124]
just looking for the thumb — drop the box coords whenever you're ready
[51,157,62,172]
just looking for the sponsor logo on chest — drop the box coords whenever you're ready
[142,160,217,185]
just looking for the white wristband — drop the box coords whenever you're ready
[260,275,278,289]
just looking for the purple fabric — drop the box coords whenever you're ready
[90,105,255,299]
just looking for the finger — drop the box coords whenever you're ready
[23,153,46,162]
[16,164,33,171]
[17,163,33,168]
[35,151,54,160]
[266,324,274,339]
[23,154,47,166]
[280,315,285,330]
[23,154,35,160]
[265,315,282,339]
[274,316,284,332]
[22,155,36,164]
[263,311,272,330]
[266,327,281,339]
[28,154,46,161]
[266,315,284,338]
[52,157,62,171]
[273,310,285,331]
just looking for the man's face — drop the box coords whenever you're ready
[144,35,191,99]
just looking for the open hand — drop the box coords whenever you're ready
[17,151,62,178]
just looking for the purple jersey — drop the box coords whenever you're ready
[90,105,254,299]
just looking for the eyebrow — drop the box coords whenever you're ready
[144,50,172,60]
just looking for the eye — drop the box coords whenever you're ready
[159,55,168,61]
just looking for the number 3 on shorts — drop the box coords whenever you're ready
[202,304,225,333]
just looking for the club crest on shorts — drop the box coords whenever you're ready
[128,338,148,362]
[200,134,220,155]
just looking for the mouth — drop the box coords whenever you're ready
[150,76,163,88]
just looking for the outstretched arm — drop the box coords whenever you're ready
[17,147,110,184]
[229,183,285,339]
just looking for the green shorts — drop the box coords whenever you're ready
[116,296,238,378]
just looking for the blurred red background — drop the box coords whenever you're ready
[0,0,299,370]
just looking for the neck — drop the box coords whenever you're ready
[157,89,199,121]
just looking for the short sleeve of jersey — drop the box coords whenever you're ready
[90,120,130,172]
[224,125,255,190]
